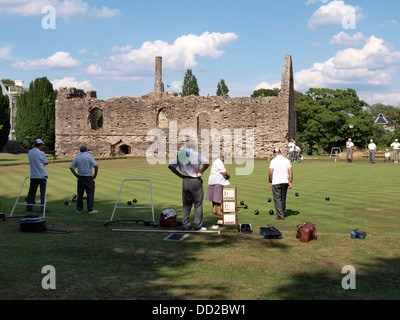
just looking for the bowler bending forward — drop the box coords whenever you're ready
[168,140,210,231]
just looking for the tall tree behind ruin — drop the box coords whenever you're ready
[15,77,57,150]
[216,79,229,97]
[0,89,10,151]
[181,69,200,96]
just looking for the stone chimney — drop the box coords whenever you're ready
[154,56,164,99]
[279,55,296,141]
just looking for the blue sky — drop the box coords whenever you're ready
[1,0,400,105]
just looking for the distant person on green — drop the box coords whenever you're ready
[368,139,376,164]
[346,138,354,163]
[391,139,400,163]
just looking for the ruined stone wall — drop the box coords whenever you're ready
[55,55,296,159]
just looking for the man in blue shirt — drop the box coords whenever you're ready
[168,140,210,231]
[26,139,49,212]
[69,145,99,214]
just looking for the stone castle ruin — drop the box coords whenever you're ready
[55,55,296,159]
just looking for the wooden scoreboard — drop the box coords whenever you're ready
[221,187,238,227]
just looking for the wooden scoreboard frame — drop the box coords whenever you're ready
[221,187,238,227]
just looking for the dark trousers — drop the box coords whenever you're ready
[272,183,289,219]
[77,176,95,211]
[346,148,353,161]
[26,178,47,211]
[369,151,375,164]
[182,178,204,230]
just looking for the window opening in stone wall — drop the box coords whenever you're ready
[90,108,103,130]
[156,108,169,128]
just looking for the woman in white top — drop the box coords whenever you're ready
[206,153,230,216]
[384,149,391,163]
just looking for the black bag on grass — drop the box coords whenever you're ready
[20,214,47,233]
[260,225,282,239]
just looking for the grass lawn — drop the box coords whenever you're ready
[0,154,400,301]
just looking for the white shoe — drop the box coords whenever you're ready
[88,209,98,214]
[195,227,207,231]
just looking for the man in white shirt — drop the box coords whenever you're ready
[169,140,210,231]
[390,139,400,163]
[288,139,296,162]
[346,138,354,163]
[269,148,293,221]
[26,139,49,213]
[368,139,377,164]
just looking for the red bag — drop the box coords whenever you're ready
[160,209,177,227]
[296,222,317,242]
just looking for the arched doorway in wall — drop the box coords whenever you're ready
[111,140,131,157]
[156,108,169,129]
[119,144,130,155]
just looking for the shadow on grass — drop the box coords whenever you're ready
[268,256,400,300]
[0,195,240,299]
[285,209,300,218]
[2,194,400,300]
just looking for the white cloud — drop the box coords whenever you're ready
[0,45,13,60]
[254,81,281,91]
[87,32,239,80]
[90,6,121,19]
[305,0,329,5]
[307,0,364,30]
[379,20,399,28]
[167,81,182,93]
[361,93,400,106]
[12,51,81,70]
[330,31,367,45]
[295,36,400,91]
[51,77,94,91]
[0,0,119,20]
[0,0,87,18]
[55,0,88,18]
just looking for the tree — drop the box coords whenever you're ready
[216,79,229,97]
[15,77,57,150]
[0,90,10,150]
[181,69,200,96]
[1,79,15,85]
[295,88,374,155]
[251,88,280,98]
